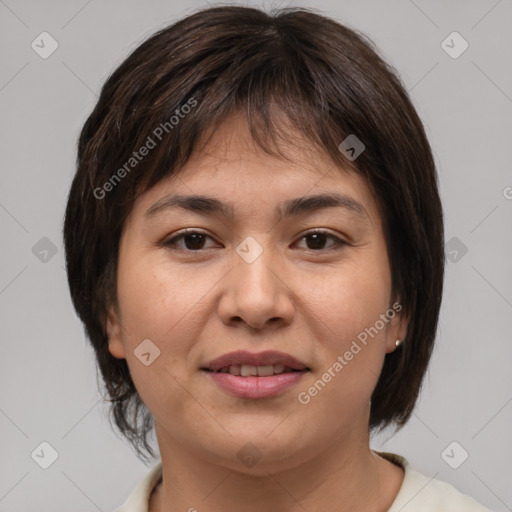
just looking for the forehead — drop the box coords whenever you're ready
[131,113,382,227]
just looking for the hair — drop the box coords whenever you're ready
[63,5,444,462]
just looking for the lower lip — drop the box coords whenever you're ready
[203,370,308,399]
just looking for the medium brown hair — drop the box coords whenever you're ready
[63,5,444,461]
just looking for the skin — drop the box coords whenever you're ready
[107,113,408,512]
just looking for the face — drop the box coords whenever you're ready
[107,113,407,474]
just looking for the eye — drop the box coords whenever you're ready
[163,229,348,252]
[163,229,217,251]
[295,229,348,251]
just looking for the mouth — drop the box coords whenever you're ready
[201,364,310,376]
[201,349,310,373]
[201,367,310,399]
[200,350,311,399]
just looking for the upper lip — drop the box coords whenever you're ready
[201,350,309,372]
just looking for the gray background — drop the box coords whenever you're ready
[1,0,511,510]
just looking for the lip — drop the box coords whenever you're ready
[204,371,308,399]
[200,350,310,399]
[201,350,309,372]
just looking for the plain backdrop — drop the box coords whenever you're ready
[1,0,511,511]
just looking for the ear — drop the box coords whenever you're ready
[385,301,409,354]
[106,305,126,359]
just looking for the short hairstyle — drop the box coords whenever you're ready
[63,5,444,461]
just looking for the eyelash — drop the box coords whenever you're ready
[163,228,349,253]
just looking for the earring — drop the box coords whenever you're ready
[395,339,402,347]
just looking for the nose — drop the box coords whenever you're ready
[217,241,295,330]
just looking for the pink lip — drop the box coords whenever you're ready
[204,370,308,399]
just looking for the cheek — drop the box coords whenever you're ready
[319,257,391,341]
[115,254,196,417]
[117,252,197,340]
[300,280,391,419]
[307,252,392,407]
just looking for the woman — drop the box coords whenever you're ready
[63,5,492,511]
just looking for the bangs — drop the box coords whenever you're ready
[98,29,364,211]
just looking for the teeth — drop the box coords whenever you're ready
[229,365,241,375]
[257,365,274,376]
[217,364,292,376]
[241,365,257,377]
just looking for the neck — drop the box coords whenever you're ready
[149,423,403,512]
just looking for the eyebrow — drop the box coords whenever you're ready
[144,192,369,222]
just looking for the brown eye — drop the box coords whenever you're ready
[163,229,348,253]
[164,230,216,251]
[296,230,348,251]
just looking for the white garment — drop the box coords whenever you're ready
[114,451,493,511]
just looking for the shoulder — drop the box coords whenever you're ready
[379,452,493,512]
[113,462,163,512]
